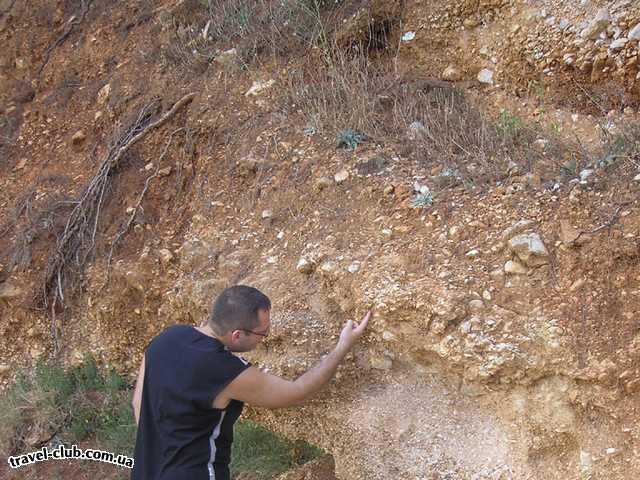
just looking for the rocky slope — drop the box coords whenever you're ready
[1,1,640,478]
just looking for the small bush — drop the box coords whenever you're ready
[231,420,324,479]
[0,356,135,457]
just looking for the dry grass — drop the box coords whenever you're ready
[285,46,589,189]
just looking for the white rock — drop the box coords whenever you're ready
[334,169,349,184]
[277,231,285,240]
[609,38,628,50]
[629,23,640,41]
[466,249,480,258]
[504,260,528,275]
[633,173,640,182]
[382,331,396,341]
[508,233,549,266]
[97,83,111,105]
[482,290,492,301]
[347,262,360,273]
[477,68,494,84]
[266,256,278,264]
[579,168,594,183]
[401,31,415,42]
[245,79,275,97]
[580,8,611,39]
[261,209,273,219]
[296,257,314,274]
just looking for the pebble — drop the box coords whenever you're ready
[629,23,640,41]
[334,169,349,184]
[261,209,273,219]
[508,232,549,266]
[245,79,275,97]
[383,185,395,195]
[71,130,86,145]
[477,68,494,84]
[296,257,314,274]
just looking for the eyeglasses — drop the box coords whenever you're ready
[238,329,269,338]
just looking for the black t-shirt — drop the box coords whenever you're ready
[132,325,251,480]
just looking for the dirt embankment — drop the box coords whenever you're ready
[1,1,640,479]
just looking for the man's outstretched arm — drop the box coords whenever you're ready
[222,311,371,409]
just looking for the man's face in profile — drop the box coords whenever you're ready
[228,308,271,352]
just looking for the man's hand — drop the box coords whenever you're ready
[223,309,373,409]
[337,309,371,352]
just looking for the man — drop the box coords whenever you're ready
[131,284,370,480]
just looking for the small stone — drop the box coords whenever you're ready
[383,185,395,195]
[71,130,86,145]
[158,166,172,177]
[94,111,103,121]
[347,262,360,273]
[266,256,277,264]
[482,290,492,301]
[381,228,393,237]
[97,83,111,105]
[334,169,349,184]
[296,257,314,274]
[276,231,285,240]
[609,38,628,50]
[134,308,141,315]
[382,331,395,341]
[315,176,333,191]
[442,65,463,81]
[477,68,494,84]
[468,299,485,312]
[126,206,135,214]
[0,364,9,375]
[508,233,549,266]
[466,249,480,258]
[504,260,528,275]
[158,248,174,266]
[319,260,336,274]
[579,168,594,183]
[633,173,640,182]
[580,8,611,39]
[401,31,415,41]
[628,23,640,41]
[214,48,237,66]
[144,162,154,171]
[261,209,273,219]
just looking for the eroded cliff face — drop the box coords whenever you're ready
[1,1,640,479]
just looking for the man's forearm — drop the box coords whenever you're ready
[292,344,349,402]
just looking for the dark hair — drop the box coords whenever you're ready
[208,285,271,335]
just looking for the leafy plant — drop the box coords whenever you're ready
[336,129,366,150]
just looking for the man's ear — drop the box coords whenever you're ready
[230,330,241,341]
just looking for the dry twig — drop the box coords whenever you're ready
[37,0,93,77]
[105,127,185,273]
[44,93,195,354]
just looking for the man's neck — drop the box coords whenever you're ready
[196,324,225,343]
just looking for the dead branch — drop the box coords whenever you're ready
[44,93,195,354]
[570,202,631,245]
[37,0,93,77]
[105,127,185,272]
[0,0,17,18]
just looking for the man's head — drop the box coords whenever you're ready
[208,285,271,352]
